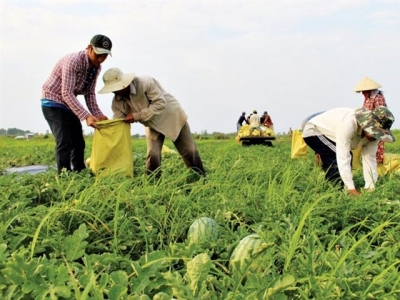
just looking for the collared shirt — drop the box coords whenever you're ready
[111,77,187,141]
[303,107,378,190]
[42,50,104,120]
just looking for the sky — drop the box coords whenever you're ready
[1,0,399,136]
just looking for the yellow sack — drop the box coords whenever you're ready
[162,145,177,154]
[383,153,400,170]
[351,146,362,170]
[378,153,400,176]
[352,149,399,175]
[291,129,308,159]
[90,119,133,177]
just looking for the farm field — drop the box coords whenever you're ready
[0,133,400,299]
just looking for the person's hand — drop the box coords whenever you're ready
[348,189,361,196]
[86,115,99,129]
[97,115,108,121]
[124,113,135,123]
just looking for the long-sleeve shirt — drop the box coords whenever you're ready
[111,76,187,141]
[363,89,387,110]
[237,114,248,125]
[362,89,387,164]
[42,50,104,120]
[302,107,378,190]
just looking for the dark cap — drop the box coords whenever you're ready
[90,34,112,56]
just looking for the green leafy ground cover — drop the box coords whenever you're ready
[0,132,399,299]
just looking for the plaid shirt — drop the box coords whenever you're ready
[362,90,387,110]
[362,90,387,163]
[42,50,104,120]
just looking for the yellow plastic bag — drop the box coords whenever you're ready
[90,119,133,177]
[383,153,400,170]
[291,129,308,159]
[162,145,177,154]
[352,149,400,175]
[377,153,400,176]
[351,146,362,170]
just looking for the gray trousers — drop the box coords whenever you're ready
[146,122,205,176]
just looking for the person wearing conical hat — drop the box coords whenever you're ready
[302,106,395,196]
[354,77,387,164]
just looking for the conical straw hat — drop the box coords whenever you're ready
[354,77,382,92]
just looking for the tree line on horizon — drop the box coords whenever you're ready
[0,128,35,136]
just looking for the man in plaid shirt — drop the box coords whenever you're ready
[41,34,111,173]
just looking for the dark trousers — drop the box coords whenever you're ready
[146,122,205,177]
[303,135,343,186]
[42,106,86,173]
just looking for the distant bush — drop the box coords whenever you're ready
[194,134,209,140]
[213,133,230,140]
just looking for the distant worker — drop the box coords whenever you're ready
[354,76,387,164]
[246,113,253,124]
[236,111,249,132]
[98,68,206,179]
[302,106,395,196]
[249,110,262,136]
[261,111,274,130]
[41,34,111,173]
[288,127,293,137]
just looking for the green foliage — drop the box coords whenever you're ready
[0,136,399,298]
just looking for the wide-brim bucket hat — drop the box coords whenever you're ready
[354,77,382,92]
[98,68,135,94]
[355,107,395,143]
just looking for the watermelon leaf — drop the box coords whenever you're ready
[63,224,89,261]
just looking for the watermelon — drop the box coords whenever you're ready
[187,217,219,245]
[229,234,270,272]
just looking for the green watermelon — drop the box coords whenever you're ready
[229,234,270,272]
[187,217,219,245]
